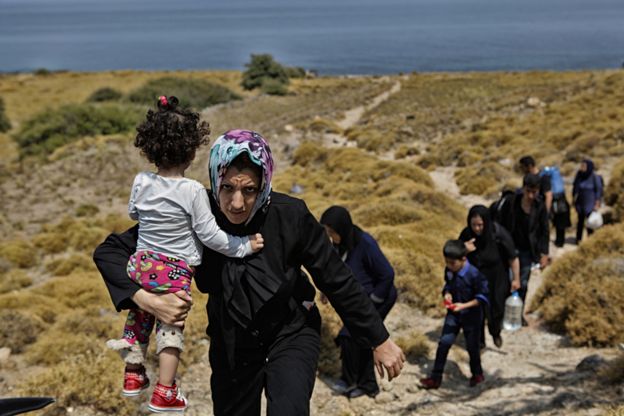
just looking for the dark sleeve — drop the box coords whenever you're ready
[296,201,389,348]
[496,225,518,261]
[458,227,471,242]
[92,226,139,311]
[194,246,224,294]
[363,237,395,301]
[538,204,550,255]
[540,175,551,193]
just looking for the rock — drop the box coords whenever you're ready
[527,97,542,107]
[0,347,10,362]
[375,392,393,404]
[576,354,606,373]
[284,124,294,132]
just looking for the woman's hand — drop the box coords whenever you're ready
[249,233,265,252]
[373,339,405,381]
[465,238,477,253]
[511,278,521,292]
[132,289,192,327]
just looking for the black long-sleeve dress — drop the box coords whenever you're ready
[93,191,389,416]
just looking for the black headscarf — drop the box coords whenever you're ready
[574,158,594,183]
[320,206,363,257]
[459,204,502,271]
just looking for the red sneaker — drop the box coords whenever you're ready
[469,374,485,387]
[122,367,150,397]
[419,377,442,389]
[148,382,188,413]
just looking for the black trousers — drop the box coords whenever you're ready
[337,288,397,395]
[480,267,510,345]
[209,308,321,416]
[432,311,482,380]
[576,212,594,242]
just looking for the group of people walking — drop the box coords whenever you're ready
[420,154,605,389]
[92,96,604,414]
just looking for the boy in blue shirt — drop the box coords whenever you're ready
[420,240,489,389]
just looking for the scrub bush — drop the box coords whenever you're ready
[261,78,289,96]
[86,87,123,103]
[605,159,624,223]
[241,54,289,92]
[533,223,624,346]
[599,353,624,385]
[0,239,38,268]
[128,76,240,109]
[45,253,94,276]
[14,104,141,157]
[395,331,430,363]
[0,97,11,132]
[18,351,138,416]
[0,269,32,294]
[0,310,43,352]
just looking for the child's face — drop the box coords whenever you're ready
[445,257,465,273]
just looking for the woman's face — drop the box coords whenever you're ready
[324,226,341,244]
[470,215,484,236]
[580,161,588,172]
[218,166,261,224]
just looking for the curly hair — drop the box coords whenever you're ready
[134,96,211,169]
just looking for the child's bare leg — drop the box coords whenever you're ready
[159,347,180,386]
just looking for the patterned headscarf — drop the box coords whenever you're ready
[209,129,274,223]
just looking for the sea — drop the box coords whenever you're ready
[1,0,623,75]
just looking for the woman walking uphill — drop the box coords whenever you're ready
[459,205,520,348]
[573,158,603,243]
[320,206,397,399]
[93,129,405,416]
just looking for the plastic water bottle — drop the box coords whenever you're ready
[503,291,523,331]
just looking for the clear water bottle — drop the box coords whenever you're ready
[503,291,523,331]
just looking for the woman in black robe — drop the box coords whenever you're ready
[93,129,404,416]
[459,205,520,348]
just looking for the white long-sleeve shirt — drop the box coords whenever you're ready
[128,172,252,266]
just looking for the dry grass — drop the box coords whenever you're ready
[532,223,624,346]
[3,68,624,412]
[395,331,430,363]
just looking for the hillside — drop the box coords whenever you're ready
[0,70,623,415]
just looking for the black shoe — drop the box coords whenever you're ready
[493,335,503,348]
[348,388,379,399]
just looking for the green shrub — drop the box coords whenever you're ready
[127,77,240,109]
[261,78,289,96]
[284,66,306,79]
[14,104,141,157]
[241,54,289,91]
[0,97,11,132]
[86,87,123,103]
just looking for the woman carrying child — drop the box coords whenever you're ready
[104,96,263,413]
